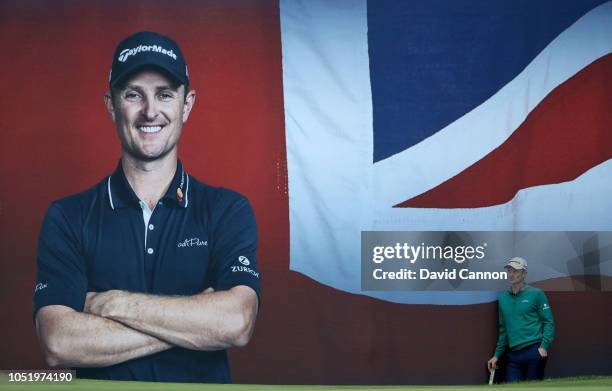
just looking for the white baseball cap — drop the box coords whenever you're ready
[505,257,528,270]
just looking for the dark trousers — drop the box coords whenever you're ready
[506,342,546,382]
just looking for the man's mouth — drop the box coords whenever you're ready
[138,125,164,133]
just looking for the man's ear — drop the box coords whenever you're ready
[182,89,196,123]
[104,91,116,123]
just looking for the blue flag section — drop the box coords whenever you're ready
[368,0,609,161]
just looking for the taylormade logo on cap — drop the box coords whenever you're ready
[118,44,177,63]
[109,32,188,87]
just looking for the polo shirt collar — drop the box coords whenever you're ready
[161,160,190,208]
[107,160,190,210]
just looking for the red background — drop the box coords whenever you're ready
[0,0,610,384]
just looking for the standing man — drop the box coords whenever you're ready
[487,257,554,382]
[33,32,261,383]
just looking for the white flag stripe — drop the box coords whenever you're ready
[282,0,374,289]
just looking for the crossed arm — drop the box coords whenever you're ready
[35,286,258,368]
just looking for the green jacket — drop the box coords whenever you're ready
[494,284,554,358]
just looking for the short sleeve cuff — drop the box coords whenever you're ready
[33,290,86,322]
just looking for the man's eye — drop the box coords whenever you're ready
[124,92,141,101]
[159,92,175,101]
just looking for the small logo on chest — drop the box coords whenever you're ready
[177,238,208,248]
[521,299,529,303]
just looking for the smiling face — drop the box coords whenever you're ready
[105,69,196,163]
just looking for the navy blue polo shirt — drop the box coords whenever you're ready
[33,161,260,383]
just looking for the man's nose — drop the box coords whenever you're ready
[141,96,159,120]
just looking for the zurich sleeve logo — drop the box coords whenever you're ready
[231,256,259,278]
